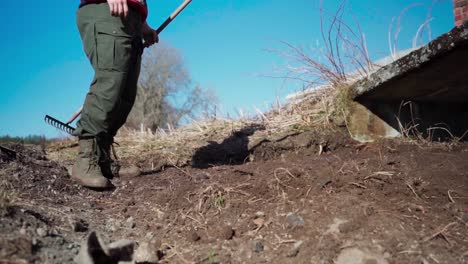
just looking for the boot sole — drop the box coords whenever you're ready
[71,175,113,190]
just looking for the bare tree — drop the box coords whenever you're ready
[126,43,217,131]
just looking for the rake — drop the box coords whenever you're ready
[45,0,193,135]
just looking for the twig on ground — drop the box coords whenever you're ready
[172,164,194,180]
[274,234,297,244]
[305,186,313,198]
[406,182,420,199]
[349,182,367,189]
[423,221,457,243]
[364,171,395,180]
[447,190,455,203]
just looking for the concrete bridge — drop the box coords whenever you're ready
[347,23,468,142]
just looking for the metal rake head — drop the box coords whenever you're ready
[44,115,76,135]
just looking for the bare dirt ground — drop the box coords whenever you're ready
[1,130,467,264]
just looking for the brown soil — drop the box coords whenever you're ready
[1,132,467,264]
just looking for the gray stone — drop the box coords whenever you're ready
[106,218,119,232]
[287,240,303,257]
[255,211,265,218]
[188,230,201,242]
[70,218,89,232]
[19,228,27,235]
[286,213,305,229]
[462,213,468,223]
[126,217,136,229]
[251,240,264,253]
[145,232,155,240]
[336,247,389,264]
[36,227,47,237]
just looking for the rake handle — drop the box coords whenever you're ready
[156,0,192,35]
[68,0,193,123]
[66,106,83,124]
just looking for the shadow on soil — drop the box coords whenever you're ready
[191,124,265,168]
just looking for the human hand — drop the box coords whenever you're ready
[142,22,159,48]
[108,0,129,17]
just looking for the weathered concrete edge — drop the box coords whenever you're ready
[350,24,468,99]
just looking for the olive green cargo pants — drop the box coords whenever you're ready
[74,3,143,138]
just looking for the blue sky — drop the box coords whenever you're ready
[0,0,454,137]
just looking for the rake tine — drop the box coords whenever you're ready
[44,115,76,135]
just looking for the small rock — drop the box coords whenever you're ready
[106,218,119,232]
[255,211,265,218]
[145,232,155,240]
[49,228,59,236]
[336,247,389,264]
[319,179,332,189]
[134,241,159,263]
[126,217,136,229]
[19,228,27,235]
[462,213,468,223]
[70,218,89,232]
[188,230,201,242]
[251,240,264,253]
[287,240,303,257]
[253,218,265,228]
[220,226,234,240]
[338,219,361,233]
[36,227,47,237]
[72,247,80,255]
[286,213,305,229]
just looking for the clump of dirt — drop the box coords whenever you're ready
[1,131,468,263]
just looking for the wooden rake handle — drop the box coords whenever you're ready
[68,0,194,124]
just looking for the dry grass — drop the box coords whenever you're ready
[395,101,468,148]
[47,86,350,168]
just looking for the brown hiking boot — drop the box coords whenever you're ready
[72,138,112,189]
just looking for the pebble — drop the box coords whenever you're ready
[251,240,264,253]
[462,213,468,223]
[188,230,201,242]
[106,218,118,232]
[255,211,265,218]
[19,228,27,235]
[287,240,303,257]
[146,232,155,240]
[126,217,136,229]
[70,218,89,232]
[286,213,305,229]
[36,227,48,237]
[220,226,235,240]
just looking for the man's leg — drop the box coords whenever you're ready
[109,44,142,136]
[73,3,141,187]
